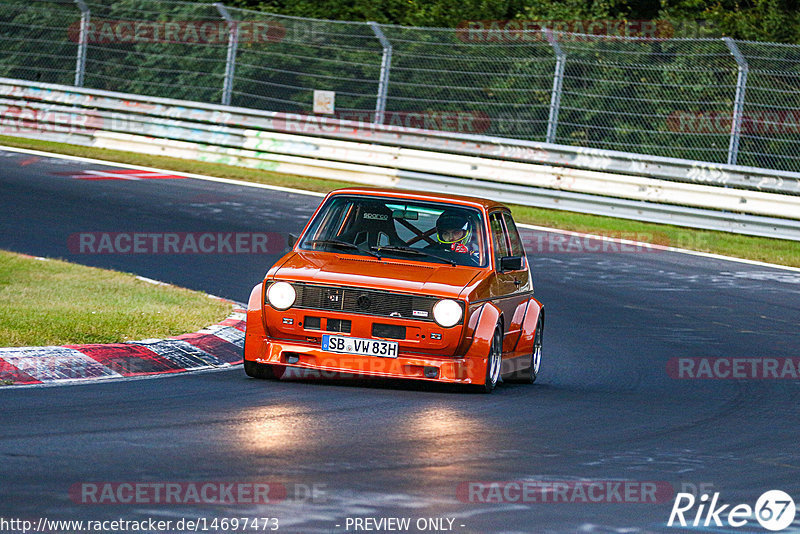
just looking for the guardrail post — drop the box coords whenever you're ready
[73,0,90,87]
[215,3,239,107]
[368,22,392,125]
[723,37,748,166]
[545,29,566,145]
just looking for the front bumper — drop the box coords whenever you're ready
[246,338,485,384]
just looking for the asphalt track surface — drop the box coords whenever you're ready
[1,148,799,533]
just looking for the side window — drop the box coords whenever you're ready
[311,200,350,241]
[502,212,525,257]
[489,212,509,264]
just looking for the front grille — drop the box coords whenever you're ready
[293,283,438,321]
[327,318,352,333]
[304,316,321,330]
[372,323,406,340]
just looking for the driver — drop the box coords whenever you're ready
[435,211,479,261]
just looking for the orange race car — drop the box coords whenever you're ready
[243,188,544,392]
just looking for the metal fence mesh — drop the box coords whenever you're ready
[555,36,738,163]
[378,25,556,139]
[80,0,228,103]
[225,8,383,114]
[0,1,81,85]
[735,41,800,170]
[1,0,799,172]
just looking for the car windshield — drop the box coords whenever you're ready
[299,195,488,267]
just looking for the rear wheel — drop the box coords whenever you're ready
[474,326,503,393]
[244,359,282,379]
[527,320,543,384]
[509,319,543,384]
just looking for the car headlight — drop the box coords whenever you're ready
[267,281,296,310]
[432,299,463,328]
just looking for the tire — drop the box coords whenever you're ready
[474,326,503,393]
[244,359,282,379]
[508,319,543,384]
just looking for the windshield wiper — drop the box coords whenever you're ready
[309,239,381,259]
[371,245,456,266]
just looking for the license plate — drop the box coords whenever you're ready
[322,335,399,358]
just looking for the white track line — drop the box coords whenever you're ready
[2,144,798,273]
[0,144,325,198]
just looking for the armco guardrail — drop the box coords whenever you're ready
[2,77,800,241]
[3,78,799,196]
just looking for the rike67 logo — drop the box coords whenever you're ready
[668,490,796,531]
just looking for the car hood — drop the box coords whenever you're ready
[272,251,481,298]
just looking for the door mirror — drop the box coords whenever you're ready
[287,233,298,249]
[499,255,523,272]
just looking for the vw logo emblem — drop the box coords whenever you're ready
[356,295,372,310]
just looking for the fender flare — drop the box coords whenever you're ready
[466,302,502,360]
[515,297,544,355]
[244,283,267,362]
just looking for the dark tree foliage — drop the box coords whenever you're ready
[224,0,800,43]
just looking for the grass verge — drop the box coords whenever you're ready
[0,250,233,347]
[1,134,798,268]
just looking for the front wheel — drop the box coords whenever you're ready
[473,326,503,393]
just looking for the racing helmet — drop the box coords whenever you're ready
[436,211,471,244]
